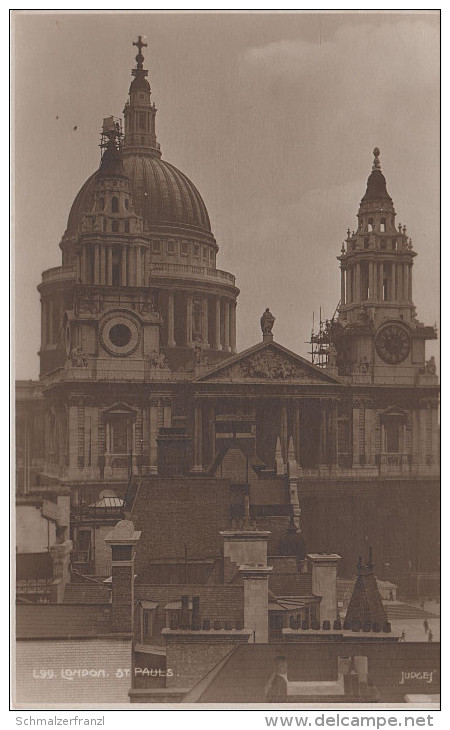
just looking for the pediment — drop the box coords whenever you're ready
[193,342,341,384]
[380,406,407,419]
[102,401,139,416]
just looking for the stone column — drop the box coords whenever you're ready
[412,408,420,467]
[149,398,158,474]
[68,404,78,472]
[81,246,88,283]
[319,402,327,465]
[121,246,127,287]
[107,245,113,286]
[202,296,209,345]
[94,243,100,284]
[131,421,138,475]
[378,262,384,301]
[208,401,216,462]
[403,263,409,300]
[396,263,402,303]
[364,405,373,465]
[223,300,230,352]
[340,267,345,304]
[105,421,111,475]
[431,401,439,465]
[167,292,176,347]
[100,244,106,285]
[391,262,397,300]
[214,298,221,350]
[105,520,141,633]
[355,262,361,302]
[91,408,98,478]
[280,401,288,463]
[352,404,360,467]
[191,401,204,472]
[163,399,172,428]
[371,261,377,301]
[135,248,142,287]
[331,402,339,467]
[41,300,47,347]
[408,264,413,302]
[186,293,193,346]
[295,401,301,465]
[420,404,431,465]
[230,302,237,353]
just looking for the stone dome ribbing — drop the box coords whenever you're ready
[65,154,212,237]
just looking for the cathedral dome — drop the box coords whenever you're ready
[65,155,211,237]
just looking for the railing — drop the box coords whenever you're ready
[150,263,235,286]
[42,264,77,283]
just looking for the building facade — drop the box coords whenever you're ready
[16,40,439,591]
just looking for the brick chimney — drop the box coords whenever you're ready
[105,519,141,633]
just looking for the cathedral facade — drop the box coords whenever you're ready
[16,40,439,593]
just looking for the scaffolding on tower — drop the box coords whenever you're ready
[99,116,123,160]
[308,302,340,367]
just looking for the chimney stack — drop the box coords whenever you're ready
[105,519,141,633]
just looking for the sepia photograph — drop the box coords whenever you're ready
[12,10,440,711]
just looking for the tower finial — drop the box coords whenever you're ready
[133,35,147,70]
[372,147,381,171]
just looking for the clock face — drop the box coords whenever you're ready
[375,324,411,364]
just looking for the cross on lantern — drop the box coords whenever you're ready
[133,36,147,55]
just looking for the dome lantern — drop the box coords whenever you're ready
[123,35,161,158]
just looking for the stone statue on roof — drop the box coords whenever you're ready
[260,308,275,336]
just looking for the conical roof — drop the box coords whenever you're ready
[345,551,387,627]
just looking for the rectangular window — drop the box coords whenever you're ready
[194,244,200,258]
[386,424,400,453]
[167,241,176,255]
[152,241,161,254]
[181,242,188,256]
[203,245,208,259]
[112,420,129,453]
[143,610,153,637]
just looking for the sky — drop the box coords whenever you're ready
[13,10,440,379]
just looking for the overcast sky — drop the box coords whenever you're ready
[13,10,440,379]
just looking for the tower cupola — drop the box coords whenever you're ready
[123,35,160,158]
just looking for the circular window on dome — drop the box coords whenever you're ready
[100,314,140,357]
[109,324,132,348]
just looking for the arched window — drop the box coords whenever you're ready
[380,218,386,233]
[124,199,129,211]
[368,218,374,233]
[112,220,119,233]
[112,197,119,213]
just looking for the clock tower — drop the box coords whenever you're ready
[334,148,436,384]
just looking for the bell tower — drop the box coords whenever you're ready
[334,148,437,383]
